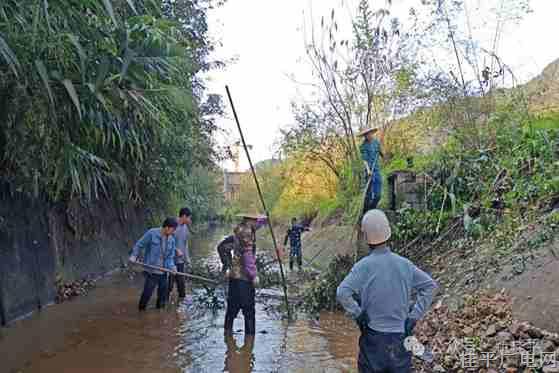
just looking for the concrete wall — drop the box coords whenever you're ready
[0,192,146,325]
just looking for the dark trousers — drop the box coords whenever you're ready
[224,279,255,335]
[289,245,302,270]
[358,328,412,373]
[138,272,169,311]
[168,263,186,298]
[364,169,382,214]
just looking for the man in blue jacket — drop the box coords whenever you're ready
[359,127,383,213]
[337,210,438,372]
[129,217,178,311]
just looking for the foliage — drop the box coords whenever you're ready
[0,0,225,219]
[301,254,353,315]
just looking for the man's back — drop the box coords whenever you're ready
[337,246,437,333]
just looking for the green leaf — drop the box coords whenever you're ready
[61,79,82,119]
[42,0,51,32]
[0,34,20,76]
[35,59,54,106]
[66,34,86,75]
[125,0,137,14]
[96,58,110,89]
[101,0,117,27]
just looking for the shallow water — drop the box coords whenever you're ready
[0,229,359,373]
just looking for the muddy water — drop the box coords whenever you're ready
[0,229,359,373]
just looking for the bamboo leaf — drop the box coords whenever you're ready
[42,0,51,32]
[35,59,54,106]
[125,0,137,14]
[101,0,117,27]
[0,34,20,76]
[61,79,82,119]
[67,34,86,74]
[96,58,110,89]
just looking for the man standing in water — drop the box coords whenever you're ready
[283,217,310,271]
[337,210,438,372]
[169,207,192,301]
[359,127,383,213]
[129,218,178,311]
[217,214,262,336]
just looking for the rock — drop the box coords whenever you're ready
[527,326,544,339]
[509,322,522,337]
[542,340,556,352]
[485,325,497,337]
[496,331,513,342]
[463,326,474,336]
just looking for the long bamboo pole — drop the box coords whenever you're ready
[225,86,292,319]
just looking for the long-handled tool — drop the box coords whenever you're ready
[131,261,220,285]
[350,159,377,244]
[225,85,292,319]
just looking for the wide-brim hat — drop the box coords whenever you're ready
[236,213,266,220]
[357,127,379,137]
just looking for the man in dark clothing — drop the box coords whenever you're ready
[283,217,309,271]
[129,217,178,311]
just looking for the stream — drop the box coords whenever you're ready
[0,228,359,373]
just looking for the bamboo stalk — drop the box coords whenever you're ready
[225,86,292,319]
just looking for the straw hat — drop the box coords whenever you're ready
[361,209,391,245]
[357,127,379,137]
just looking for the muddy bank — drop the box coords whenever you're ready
[0,190,146,325]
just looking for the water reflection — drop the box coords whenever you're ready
[224,334,255,372]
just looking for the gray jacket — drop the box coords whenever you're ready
[336,246,438,333]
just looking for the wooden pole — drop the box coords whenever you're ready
[225,86,292,319]
[132,262,219,285]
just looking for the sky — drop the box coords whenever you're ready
[205,0,559,172]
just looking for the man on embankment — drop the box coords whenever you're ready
[169,207,192,301]
[359,127,383,213]
[337,210,438,373]
[129,218,178,311]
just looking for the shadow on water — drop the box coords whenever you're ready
[0,227,359,373]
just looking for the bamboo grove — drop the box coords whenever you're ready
[0,0,224,219]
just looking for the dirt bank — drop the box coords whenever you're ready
[301,214,559,333]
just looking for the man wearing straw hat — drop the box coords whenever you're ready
[359,127,383,213]
[217,213,266,336]
[337,210,438,372]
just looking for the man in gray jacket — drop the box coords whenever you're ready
[337,209,438,373]
[170,207,192,300]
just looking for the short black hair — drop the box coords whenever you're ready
[179,207,192,217]
[291,217,297,223]
[162,217,178,229]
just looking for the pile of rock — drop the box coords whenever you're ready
[55,278,96,303]
[414,292,559,372]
